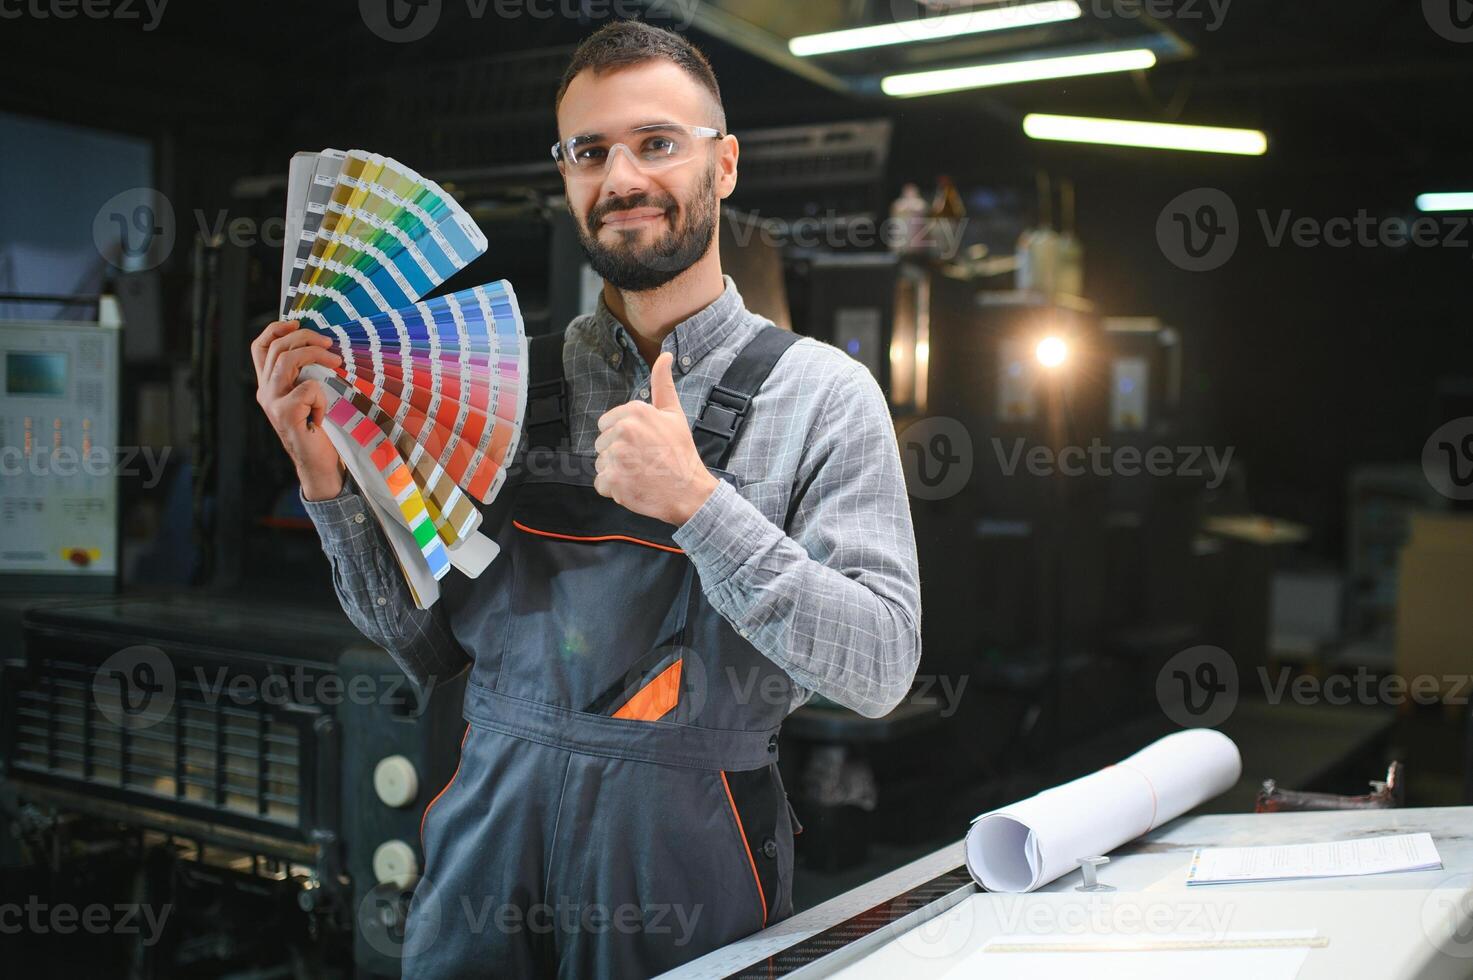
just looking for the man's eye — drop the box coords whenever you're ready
[574,146,608,164]
[640,136,679,158]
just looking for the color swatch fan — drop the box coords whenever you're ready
[280,149,528,609]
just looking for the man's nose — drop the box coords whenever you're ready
[600,144,649,200]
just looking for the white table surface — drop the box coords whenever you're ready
[659,806,1473,979]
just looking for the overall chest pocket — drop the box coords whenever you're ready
[493,474,704,712]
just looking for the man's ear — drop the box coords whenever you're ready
[716,134,739,201]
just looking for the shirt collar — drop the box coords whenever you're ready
[592,275,746,375]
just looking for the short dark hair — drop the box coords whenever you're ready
[555,21,726,130]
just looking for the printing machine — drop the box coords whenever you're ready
[0,592,466,977]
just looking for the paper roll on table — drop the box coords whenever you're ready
[966,729,1242,892]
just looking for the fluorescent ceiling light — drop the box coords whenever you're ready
[1022,113,1269,155]
[881,49,1157,97]
[1416,192,1473,212]
[790,0,1083,57]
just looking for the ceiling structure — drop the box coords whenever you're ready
[0,0,1468,187]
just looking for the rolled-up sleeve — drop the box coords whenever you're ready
[300,472,470,691]
[672,363,922,718]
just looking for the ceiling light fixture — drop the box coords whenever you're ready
[790,0,1084,57]
[1416,192,1473,212]
[1022,113,1269,155]
[881,48,1157,97]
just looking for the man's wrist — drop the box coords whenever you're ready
[300,462,346,502]
[673,471,719,526]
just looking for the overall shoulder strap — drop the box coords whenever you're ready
[693,326,801,470]
[524,327,570,451]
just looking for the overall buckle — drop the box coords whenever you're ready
[693,383,751,441]
[525,380,566,429]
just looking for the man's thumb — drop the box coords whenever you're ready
[650,351,681,413]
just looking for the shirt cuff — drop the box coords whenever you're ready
[671,478,781,584]
[300,474,380,559]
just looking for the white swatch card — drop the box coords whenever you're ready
[1186,832,1442,885]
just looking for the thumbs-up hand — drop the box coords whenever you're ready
[595,351,718,526]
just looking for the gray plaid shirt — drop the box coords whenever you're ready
[300,275,921,718]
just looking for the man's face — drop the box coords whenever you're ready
[557,60,737,292]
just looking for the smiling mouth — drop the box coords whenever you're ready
[599,207,668,229]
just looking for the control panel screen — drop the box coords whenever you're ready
[6,351,68,397]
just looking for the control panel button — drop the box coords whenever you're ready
[372,839,420,888]
[373,755,420,808]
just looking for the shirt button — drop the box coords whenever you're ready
[376,596,387,606]
[639,386,650,399]
[761,838,778,859]
[679,355,692,369]
[610,352,622,367]
[353,512,366,524]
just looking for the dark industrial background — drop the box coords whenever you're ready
[1,1,1470,977]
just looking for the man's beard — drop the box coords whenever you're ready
[574,165,719,293]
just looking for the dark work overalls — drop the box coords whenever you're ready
[406,323,804,978]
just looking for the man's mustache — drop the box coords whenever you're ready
[588,192,679,232]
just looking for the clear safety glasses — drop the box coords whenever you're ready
[552,123,723,179]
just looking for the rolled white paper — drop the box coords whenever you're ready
[965,728,1242,892]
